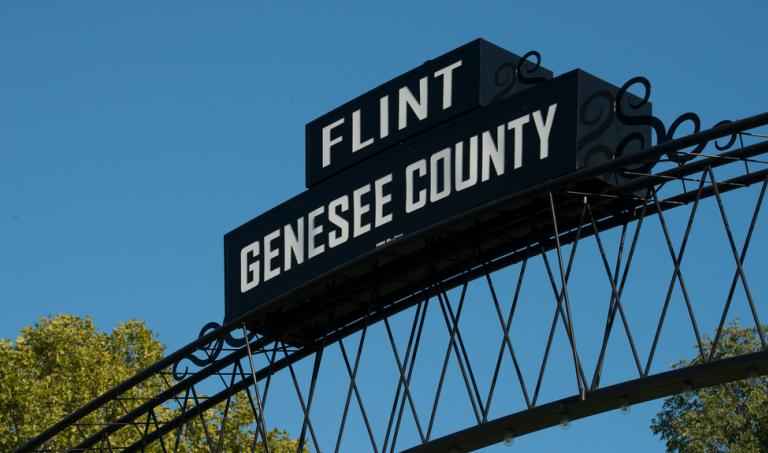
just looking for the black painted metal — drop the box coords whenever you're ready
[403,350,768,453]
[13,75,768,453]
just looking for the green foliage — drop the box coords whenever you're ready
[651,323,768,452]
[0,314,302,452]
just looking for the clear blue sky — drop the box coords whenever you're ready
[2,1,767,452]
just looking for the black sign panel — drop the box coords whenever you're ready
[304,39,553,188]
[225,71,594,324]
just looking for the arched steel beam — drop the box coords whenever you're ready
[402,350,768,452]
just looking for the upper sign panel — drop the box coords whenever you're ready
[304,38,553,188]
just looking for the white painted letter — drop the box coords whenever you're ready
[240,241,260,293]
[379,95,390,139]
[533,103,557,160]
[398,77,428,130]
[308,206,326,259]
[328,195,349,248]
[352,109,374,153]
[353,184,372,238]
[455,136,478,191]
[430,147,452,202]
[263,229,281,282]
[374,173,393,227]
[283,218,304,272]
[482,125,506,181]
[405,159,427,213]
[322,118,345,168]
[507,115,530,169]
[433,60,463,110]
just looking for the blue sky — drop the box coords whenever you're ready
[2,1,767,451]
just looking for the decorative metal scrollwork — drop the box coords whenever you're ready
[575,87,655,176]
[615,76,738,163]
[712,119,738,150]
[492,50,548,103]
[171,322,257,380]
[577,90,617,167]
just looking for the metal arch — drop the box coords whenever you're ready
[14,111,768,453]
[404,350,768,452]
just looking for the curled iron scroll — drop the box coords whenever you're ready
[712,120,738,151]
[171,322,257,380]
[491,50,548,103]
[616,76,710,163]
[517,51,548,84]
[577,90,614,152]
[576,90,618,172]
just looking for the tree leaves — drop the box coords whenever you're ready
[0,314,302,452]
[651,323,768,452]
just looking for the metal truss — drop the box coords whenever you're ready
[14,104,768,452]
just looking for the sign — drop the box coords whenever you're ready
[304,39,553,188]
[225,69,648,325]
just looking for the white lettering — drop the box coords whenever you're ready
[240,241,260,293]
[263,229,281,282]
[430,147,452,202]
[482,125,506,180]
[353,184,372,237]
[379,95,390,139]
[405,159,427,213]
[283,218,304,272]
[328,195,349,248]
[374,174,393,227]
[307,206,325,258]
[352,109,374,153]
[322,118,345,168]
[507,115,530,169]
[455,136,478,191]
[433,60,463,110]
[398,77,428,130]
[533,103,557,160]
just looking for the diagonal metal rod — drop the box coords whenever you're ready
[213,362,241,453]
[381,300,427,451]
[243,326,271,453]
[656,181,707,357]
[297,348,324,453]
[710,179,768,359]
[246,346,278,453]
[191,385,216,453]
[335,325,379,453]
[532,205,588,406]
[706,167,767,349]
[483,262,532,420]
[148,409,168,453]
[591,205,647,389]
[425,284,471,439]
[548,192,588,399]
[432,289,482,423]
[170,387,192,453]
[537,248,589,400]
[279,342,322,453]
[380,302,424,453]
[389,296,430,453]
[645,178,707,374]
[439,288,485,419]
[586,203,643,376]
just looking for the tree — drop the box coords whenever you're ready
[651,323,768,452]
[0,314,302,452]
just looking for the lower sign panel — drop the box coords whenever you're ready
[224,70,647,340]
